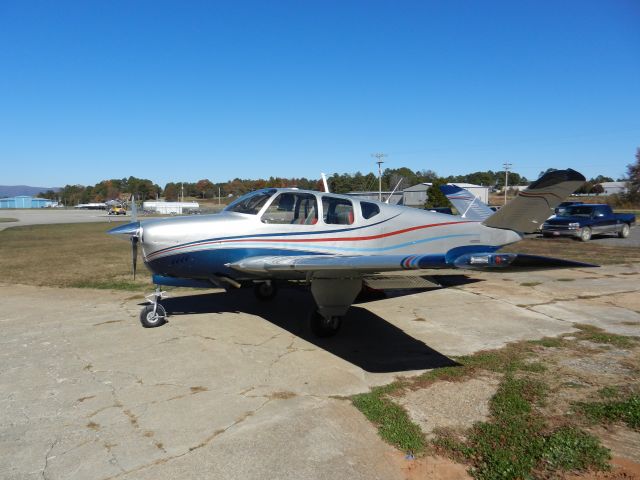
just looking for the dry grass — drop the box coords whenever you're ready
[0,222,150,290]
[501,236,640,265]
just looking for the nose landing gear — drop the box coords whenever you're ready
[139,287,167,328]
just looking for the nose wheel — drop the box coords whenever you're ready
[139,287,167,328]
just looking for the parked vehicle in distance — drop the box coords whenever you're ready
[541,204,636,241]
[108,206,127,215]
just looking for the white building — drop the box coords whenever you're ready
[403,183,489,207]
[345,191,403,205]
[598,182,628,195]
[143,201,200,214]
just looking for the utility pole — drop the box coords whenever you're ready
[371,153,387,201]
[503,162,512,205]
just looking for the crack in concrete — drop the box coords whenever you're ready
[41,437,58,480]
[456,281,639,312]
[102,397,273,479]
[231,331,284,347]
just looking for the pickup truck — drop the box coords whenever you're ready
[541,204,636,241]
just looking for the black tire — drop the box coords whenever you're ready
[309,309,342,337]
[542,232,553,238]
[254,282,278,301]
[139,304,167,328]
[618,223,630,238]
[579,227,592,242]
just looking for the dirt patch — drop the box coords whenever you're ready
[564,457,640,479]
[396,375,501,438]
[387,450,471,480]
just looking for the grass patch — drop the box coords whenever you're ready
[351,384,425,454]
[0,222,151,290]
[353,332,626,479]
[520,281,541,287]
[556,278,575,282]
[573,324,638,348]
[437,376,610,480]
[0,217,18,222]
[70,280,144,291]
[542,426,611,472]
[501,237,640,265]
[575,387,640,431]
[528,337,565,348]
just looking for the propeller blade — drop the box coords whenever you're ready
[131,236,138,280]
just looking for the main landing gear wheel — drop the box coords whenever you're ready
[309,309,342,338]
[579,227,592,242]
[140,304,167,328]
[254,281,278,301]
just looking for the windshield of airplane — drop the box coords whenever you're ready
[224,189,276,215]
[558,206,594,218]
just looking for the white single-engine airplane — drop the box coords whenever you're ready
[109,169,593,336]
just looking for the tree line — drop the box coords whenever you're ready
[37,153,638,206]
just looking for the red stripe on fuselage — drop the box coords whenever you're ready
[146,220,475,259]
[217,220,472,244]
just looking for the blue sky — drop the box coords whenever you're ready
[1,0,639,187]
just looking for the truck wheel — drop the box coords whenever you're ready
[579,227,592,242]
[619,223,630,238]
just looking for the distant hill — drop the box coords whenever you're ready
[0,185,61,198]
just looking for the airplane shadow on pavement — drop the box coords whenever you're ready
[159,275,481,373]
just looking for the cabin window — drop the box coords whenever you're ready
[322,196,354,225]
[225,189,276,215]
[360,201,380,220]
[261,193,318,225]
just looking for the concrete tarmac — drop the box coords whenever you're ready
[1,264,639,479]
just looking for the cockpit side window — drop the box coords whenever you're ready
[225,189,276,215]
[261,192,318,225]
[360,201,380,220]
[322,196,354,225]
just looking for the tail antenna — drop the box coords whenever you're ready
[321,173,330,193]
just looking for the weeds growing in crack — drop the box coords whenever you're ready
[574,385,640,431]
[351,324,640,479]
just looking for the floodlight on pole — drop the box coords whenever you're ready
[371,153,388,201]
[503,162,512,205]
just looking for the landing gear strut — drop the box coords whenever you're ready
[308,276,362,338]
[139,286,167,328]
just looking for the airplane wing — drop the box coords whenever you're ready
[227,252,595,275]
[440,185,494,221]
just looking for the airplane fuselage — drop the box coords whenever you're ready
[136,189,521,281]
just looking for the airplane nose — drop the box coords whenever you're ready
[108,221,141,238]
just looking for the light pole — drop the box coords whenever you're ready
[371,153,388,201]
[503,162,512,205]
